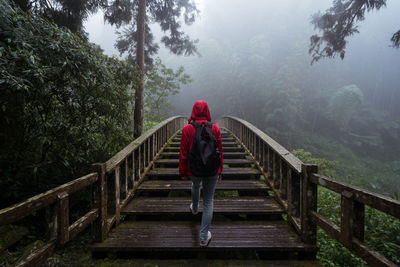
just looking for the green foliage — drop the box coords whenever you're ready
[292,149,338,178]
[365,208,400,265]
[11,0,106,33]
[0,0,136,207]
[144,58,192,122]
[328,84,363,130]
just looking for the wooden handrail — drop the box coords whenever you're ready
[0,172,98,226]
[218,116,316,244]
[0,115,188,266]
[311,173,400,219]
[218,116,400,266]
[310,173,400,267]
[220,116,302,173]
[92,116,187,242]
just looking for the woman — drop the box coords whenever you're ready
[179,100,224,247]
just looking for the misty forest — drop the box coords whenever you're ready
[1,0,400,266]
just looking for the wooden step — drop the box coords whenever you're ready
[176,132,231,138]
[167,142,238,147]
[122,196,282,215]
[87,259,322,266]
[137,180,269,192]
[91,220,317,254]
[163,147,244,153]
[171,137,237,145]
[168,142,238,147]
[147,168,260,179]
[155,158,253,168]
[159,152,247,159]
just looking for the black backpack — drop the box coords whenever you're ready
[187,121,221,177]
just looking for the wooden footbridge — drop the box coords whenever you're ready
[1,116,400,266]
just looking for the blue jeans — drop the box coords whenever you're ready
[190,175,218,240]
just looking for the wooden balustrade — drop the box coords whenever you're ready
[310,174,400,267]
[0,116,187,266]
[219,116,316,241]
[91,116,187,242]
[0,173,98,266]
[218,115,400,267]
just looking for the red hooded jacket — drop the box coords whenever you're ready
[179,101,223,177]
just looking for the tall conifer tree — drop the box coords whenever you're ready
[104,0,199,137]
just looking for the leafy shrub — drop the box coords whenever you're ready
[0,0,137,207]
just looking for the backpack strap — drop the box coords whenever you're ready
[189,120,201,129]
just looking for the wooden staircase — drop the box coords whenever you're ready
[91,130,319,262]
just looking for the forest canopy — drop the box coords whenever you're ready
[0,0,136,207]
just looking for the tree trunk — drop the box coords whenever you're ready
[134,0,146,138]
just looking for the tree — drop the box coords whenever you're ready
[11,0,106,33]
[0,0,135,206]
[328,84,364,130]
[309,0,400,63]
[104,0,199,137]
[144,58,191,122]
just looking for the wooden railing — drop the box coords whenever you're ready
[310,174,400,267]
[219,116,318,244]
[219,115,400,267]
[0,116,187,266]
[91,116,187,242]
[0,173,99,266]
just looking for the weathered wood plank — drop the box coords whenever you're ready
[311,174,400,219]
[163,147,244,153]
[159,152,247,159]
[0,173,97,226]
[309,211,340,241]
[155,158,252,167]
[138,180,269,191]
[15,241,56,267]
[147,167,260,178]
[352,238,398,267]
[68,209,98,241]
[91,221,317,251]
[122,197,283,214]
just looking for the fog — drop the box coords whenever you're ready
[85,0,400,195]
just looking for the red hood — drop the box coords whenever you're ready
[189,100,212,121]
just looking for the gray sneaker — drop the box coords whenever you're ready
[190,203,198,215]
[200,231,212,247]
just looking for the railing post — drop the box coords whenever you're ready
[92,163,107,242]
[288,170,300,218]
[301,164,318,244]
[340,190,365,247]
[58,192,69,245]
[115,166,121,225]
[280,160,288,199]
